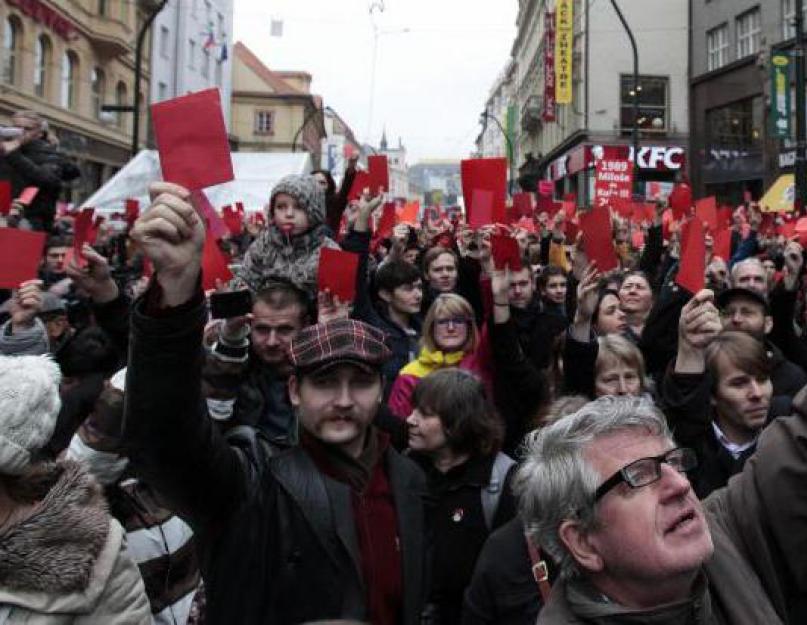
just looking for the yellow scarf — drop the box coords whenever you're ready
[399,346,465,379]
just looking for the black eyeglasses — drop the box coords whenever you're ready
[594,447,697,502]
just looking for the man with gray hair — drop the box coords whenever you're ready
[515,394,807,624]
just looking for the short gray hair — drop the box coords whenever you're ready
[730,257,766,289]
[513,395,672,580]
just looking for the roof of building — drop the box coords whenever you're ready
[233,41,306,96]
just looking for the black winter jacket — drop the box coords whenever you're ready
[123,288,429,625]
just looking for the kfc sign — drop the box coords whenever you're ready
[626,146,685,171]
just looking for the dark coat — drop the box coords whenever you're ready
[123,289,429,625]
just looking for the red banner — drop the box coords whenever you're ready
[594,147,633,210]
[543,12,556,122]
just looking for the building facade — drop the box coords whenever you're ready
[149,0,233,126]
[320,107,361,184]
[690,0,799,204]
[230,41,325,162]
[504,0,689,202]
[378,130,408,200]
[408,159,461,206]
[1,0,151,202]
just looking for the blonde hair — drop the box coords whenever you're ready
[595,334,647,392]
[422,293,479,354]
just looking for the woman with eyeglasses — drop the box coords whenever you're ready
[388,293,481,419]
[405,369,517,625]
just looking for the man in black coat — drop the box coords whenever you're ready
[124,181,428,625]
[0,111,78,232]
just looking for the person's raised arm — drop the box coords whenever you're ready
[569,263,598,343]
[124,182,250,532]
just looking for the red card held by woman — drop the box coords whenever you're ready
[578,207,618,272]
[318,248,360,302]
[676,217,706,294]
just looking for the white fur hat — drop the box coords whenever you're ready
[0,355,62,475]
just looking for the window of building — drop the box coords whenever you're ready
[188,39,196,68]
[160,26,170,58]
[705,97,763,152]
[119,0,127,23]
[706,23,729,71]
[2,17,21,85]
[33,34,51,98]
[158,81,167,101]
[91,67,106,119]
[202,48,210,78]
[60,51,79,110]
[254,110,274,135]
[736,8,761,59]
[98,0,107,16]
[782,0,807,39]
[619,75,668,134]
[115,81,127,129]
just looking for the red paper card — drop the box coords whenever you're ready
[713,228,731,262]
[467,189,494,228]
[201,233,232,291]
[125,199,140,227]
[348,170,371,202]
[222,205,243,235]
[376,202,397,238]
[676,218,706,294]
[191,190,230,240]
[796,217,807,246]
[367,155,389,195]
[72,208,95,267]
[0,228,46,288]
[538,180,554,197]
[491,234,522,271]
[668,182,693,221]
[0,181,10,215]
[152,88,234,190]
[694,196,718,232]
[461,158,507,224]
[317,248,360,302]
[578,207,618,272]
[560,200,575,219]
[512,193,534,219]
[17,187,39,206]
[398,201,420,226]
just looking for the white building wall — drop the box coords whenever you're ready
[150,0,234,129]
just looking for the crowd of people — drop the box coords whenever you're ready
[1,107,807,625]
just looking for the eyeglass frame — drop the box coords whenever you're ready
[434,316,470,328]
[593,447,697,502]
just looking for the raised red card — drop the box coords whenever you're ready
[795,217,807,246]
[491,234,522,271]
[398,201,420,226]
[72,208,95,267]
[538,180,554,197]
[0,228,46,288]
[717,205,733,230]
[367,155,389,195]
[222,205,243,235]
[512,193,534,219]
[694,196,718,232]
[125,199,140,227]
[668,182,693,221]
[376,202,397,238]
[578,207,618,272]
[676,217,706,294]
[713,228,731,262]
[191,189,230,240]
[152,88,234,190]
[467,189,494,228]
[317,248,360,302]
[0,181,10,215]
[461,158,507,224]
[348,170,371,202]
[201,233,232,291]
[17,187,39,206]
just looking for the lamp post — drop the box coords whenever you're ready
[795,0,806,213]
[292,104,334,154]
[480,110,515,195]
[609,0,640,192]
[101,0,168,157]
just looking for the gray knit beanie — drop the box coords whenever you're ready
[0,355,62,475]
[269,174,326,227]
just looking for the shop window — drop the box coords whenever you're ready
[91,67,106,119]
[736,8,761,59]
[705,97,763,154]
[2,16,22,86]
[33,35,52,98]
[706,24,729,71]
[116,81,128,129]
[254,110,274,135]
[619,75,668,134]
[61,51,79,110]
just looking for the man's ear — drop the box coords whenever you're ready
[557,519,605,574]
[288,375,301,408]
[378,289,392,304]
[764,315,773,336]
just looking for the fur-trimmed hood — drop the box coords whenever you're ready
[0,461,151,622]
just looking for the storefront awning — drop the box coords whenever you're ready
[760,174,795,213]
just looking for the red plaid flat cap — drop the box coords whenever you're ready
[289,319,391,373]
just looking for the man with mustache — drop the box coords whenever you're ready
[123,182,428,625]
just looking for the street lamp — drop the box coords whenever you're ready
[609,0,640,192]
[101,0,168,156]
[480,109,515,195]
[292,104,335,153]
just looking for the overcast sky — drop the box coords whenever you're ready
[232,0,517,164]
